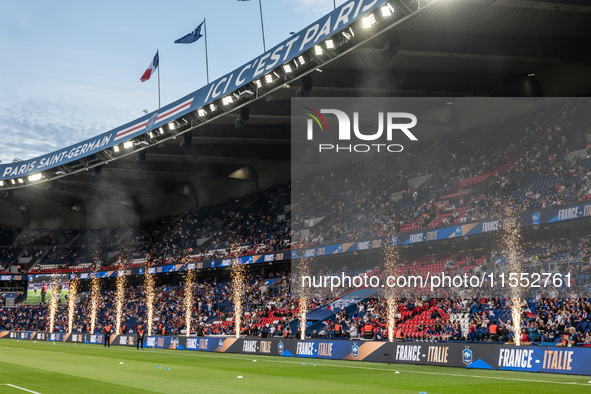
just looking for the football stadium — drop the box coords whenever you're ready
[1,0,591,393]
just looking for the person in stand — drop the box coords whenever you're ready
[559,326,579,347]
[395,324,404,341]
[102,323,112,348]
[136,325,144,350]
[489,321,498,344]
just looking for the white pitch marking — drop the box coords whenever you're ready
[0,384,43,394]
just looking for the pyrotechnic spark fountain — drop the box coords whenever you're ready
[231,259,246,338]
[90,276,100,334]
[67,277,79,334]
[502,210,524,346]
[114,272,127,335]
[145,270,156,336]
[297,258,311,340]
[183,269,196,336]
[48,276,61,334]
[383,245,399,342]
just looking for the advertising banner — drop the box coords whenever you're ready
[143,335,180,350]
[4,333,591,375]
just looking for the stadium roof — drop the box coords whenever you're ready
[1,0,590,223]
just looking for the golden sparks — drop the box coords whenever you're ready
[503,210,523,346]
[297,258,311,340]
[89,275,101,335]
[383,245,400,342]
[231,259,246,338]
[67,277,79,334]
[145,268,156,336]
[183,268,196,336]
[48,275,61,334]
[114,267,127,335]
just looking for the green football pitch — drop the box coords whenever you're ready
[0,339,590,394]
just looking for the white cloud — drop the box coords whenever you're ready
[0,94,132,164]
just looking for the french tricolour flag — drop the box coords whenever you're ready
[524,307,535,318]
[141,52,159,82]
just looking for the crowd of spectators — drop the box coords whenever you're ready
[3,269,591,346]
[0,100,590,273]
[0,268,299,337]
[2,225,591,345]
[293,98,591,245]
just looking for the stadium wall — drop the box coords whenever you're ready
[2,331,589,376]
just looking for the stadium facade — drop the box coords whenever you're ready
[2,0,591,377]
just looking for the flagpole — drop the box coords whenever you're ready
[204,18,210,84]
[259,0,266,52]
[157,49,161,109]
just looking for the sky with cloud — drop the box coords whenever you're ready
[0,0,341,164]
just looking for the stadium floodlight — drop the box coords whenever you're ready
[28,173,42,182]
[325,39,334,49]
[168,122,176,130]
[362,13,377,28]
[0,181,4,186]
[283,64,292,73]
[209,103,217,112]
[113,145,120,153]
[147,131,154,139]
[123,141,133,149]
[222,96,234,105]
[254,79,262,89]
[314,45,323,55]
[10,179,15,185]
[17,178,24,184]
[158,127,165,135]
[198,108,207,117]
[381,3,395,17]
[265,74,273,84]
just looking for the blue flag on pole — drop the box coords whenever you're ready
[174,22,204,44]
